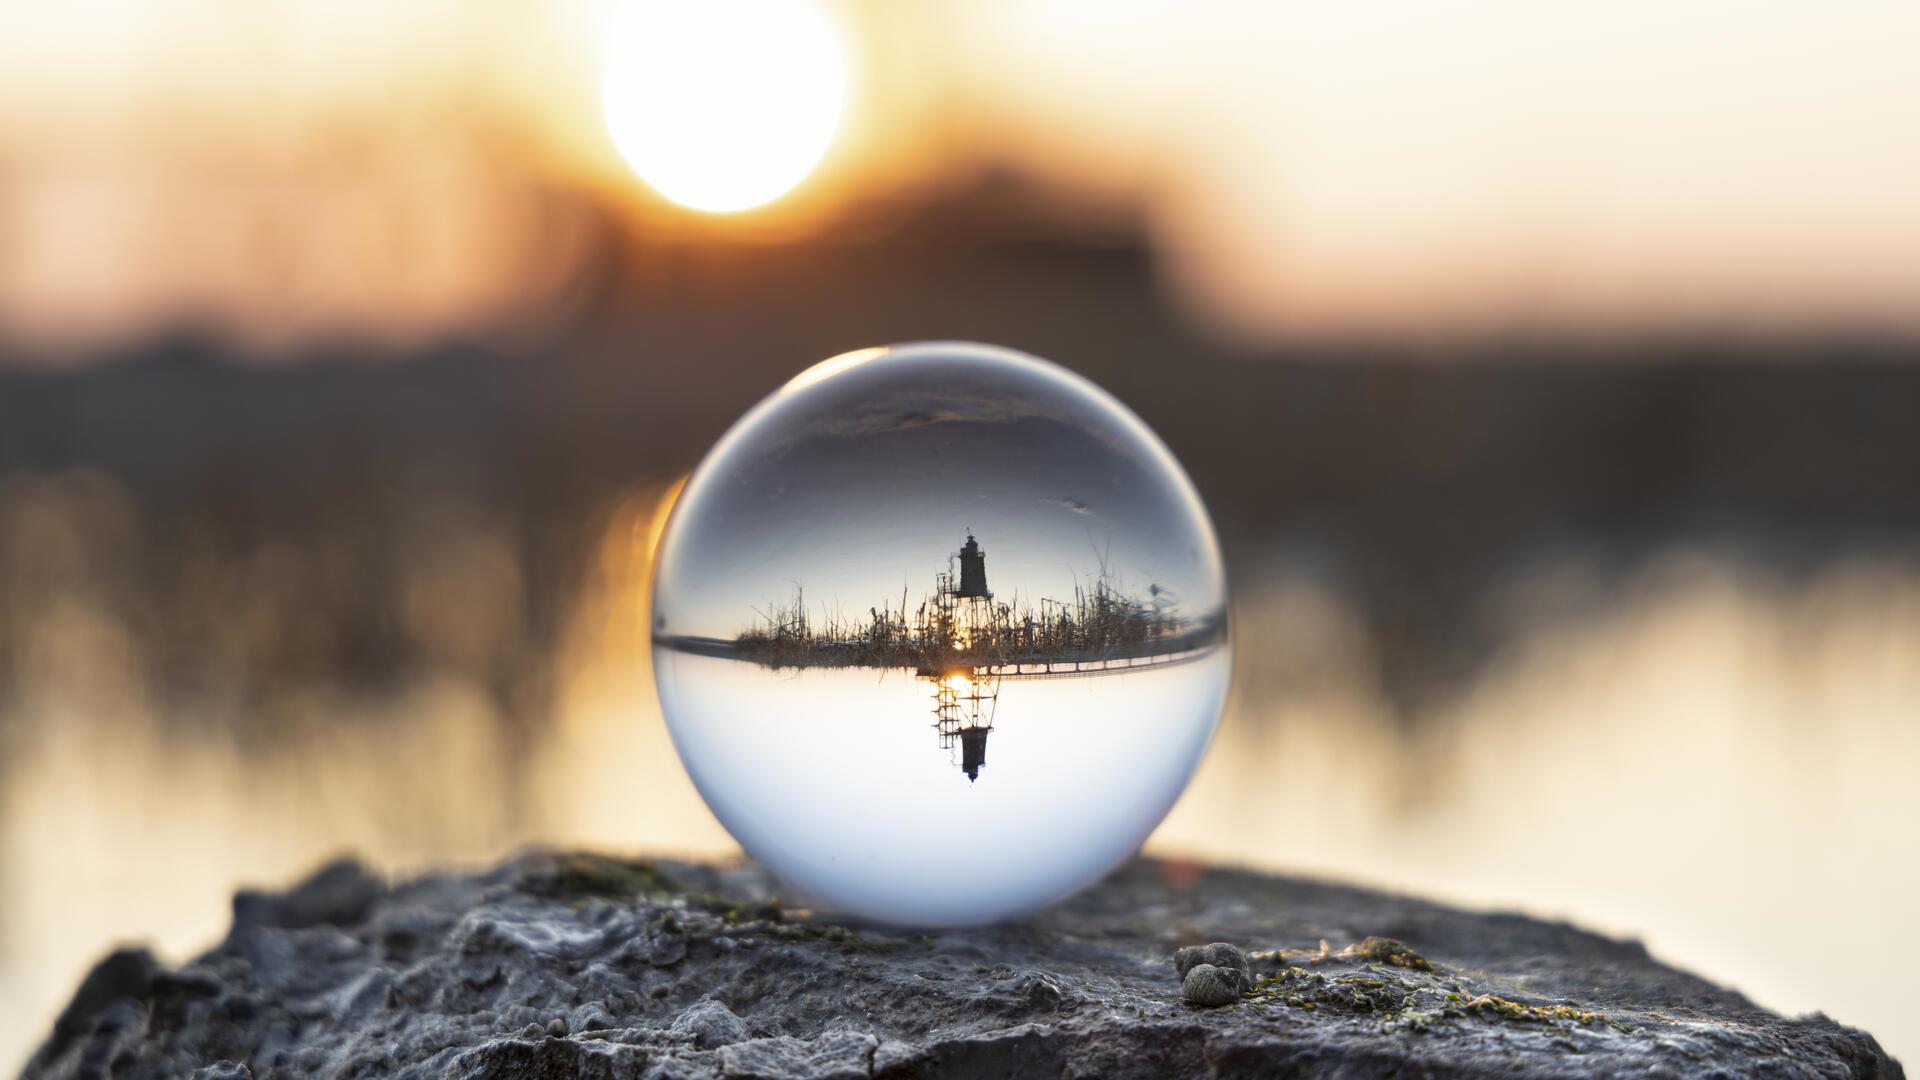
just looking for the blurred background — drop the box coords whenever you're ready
[3,0,1918,1069]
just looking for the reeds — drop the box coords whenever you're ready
[733,565,1211,670]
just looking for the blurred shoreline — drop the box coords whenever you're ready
[3,190,1917,1069]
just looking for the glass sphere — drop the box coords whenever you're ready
[651,342,1229,925]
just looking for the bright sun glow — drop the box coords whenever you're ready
[602,0,845,213]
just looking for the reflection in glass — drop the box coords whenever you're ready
[652,342,1229,924]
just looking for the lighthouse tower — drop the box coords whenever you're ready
[957,533,990,599]
[959,726,989,782]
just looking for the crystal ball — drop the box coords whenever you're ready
[651,342,1229,925]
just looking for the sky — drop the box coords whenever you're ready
[2,0,1917,354]
[943,0,1920,341]
[651,344,1227,641]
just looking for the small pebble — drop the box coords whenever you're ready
[519,1023,542,1039]
[670,999,749,1048]
[571,1001,618,1033]
[1175,942,1252,1007]
[1182,963,1242,1007]
[1174,942,1251,986]
[545,1018,567,1038]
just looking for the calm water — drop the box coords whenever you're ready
[2,537,1916,1068]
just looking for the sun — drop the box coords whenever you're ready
[602,0,846,214]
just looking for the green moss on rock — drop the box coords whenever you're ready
[1342,937,1432,971]
[524,853,678,901]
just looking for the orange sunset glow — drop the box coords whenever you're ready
[2,1,1918,353]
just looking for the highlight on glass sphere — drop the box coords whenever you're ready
[650,343,1229,925]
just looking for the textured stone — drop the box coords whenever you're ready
[719,1031,876,1080]
[22,851,1905,1079]
[672,1000,750,1049]
[229,857,382,934]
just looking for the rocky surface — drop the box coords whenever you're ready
[24,852,1903,1079]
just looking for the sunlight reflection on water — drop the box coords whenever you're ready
[2,487,1916,1069]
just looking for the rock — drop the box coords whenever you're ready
[719,1031,876,1080]
[671,999,749,1048]
[569,999,619,1034]
[1180,963,1241,1007]
[22,851,1905,1079]
[24,946,157,1073]
[230,857,383,933]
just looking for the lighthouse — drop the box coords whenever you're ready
[959,725,989,782]
[957,533,990,599]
